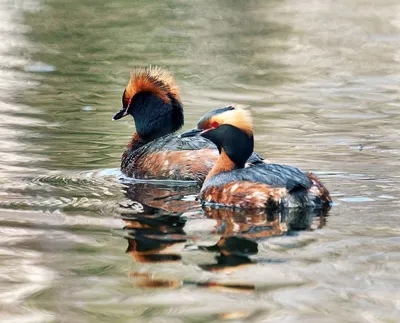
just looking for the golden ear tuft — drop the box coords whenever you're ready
[213,107,253,136]
[124,66,180,105]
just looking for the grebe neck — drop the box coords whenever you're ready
[204,148,238,183]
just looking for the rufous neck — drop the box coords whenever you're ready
[204,148,237,183]
[127,132,144,150]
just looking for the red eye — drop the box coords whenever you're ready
[210,121,219,128]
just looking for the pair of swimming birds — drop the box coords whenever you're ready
[113,67,331,209]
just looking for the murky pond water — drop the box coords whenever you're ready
[1,0,400,322]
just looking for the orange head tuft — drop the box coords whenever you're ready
[113,66,184,141]
[197,106,253,137]
[123,66,180,108]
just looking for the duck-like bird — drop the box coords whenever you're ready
[180,108,331,209]
[113,67,264,181]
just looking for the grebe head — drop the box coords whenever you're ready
[196,105,235,130]
[113,67,184,141]
[196,107,254,168]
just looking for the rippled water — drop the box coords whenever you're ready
[1,0,400,322]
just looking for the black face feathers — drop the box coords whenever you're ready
[129,92,184,141]
[201,124,254,168]
[113,67,184,139]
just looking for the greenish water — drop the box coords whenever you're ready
[1,0,400,322]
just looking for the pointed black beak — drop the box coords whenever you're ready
[112,107,128,121]
[179,128,202,138]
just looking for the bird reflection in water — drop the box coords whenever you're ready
[120,181,199,263]
[118,181,330,293]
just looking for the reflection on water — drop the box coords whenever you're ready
[117,182,332,321]
[121,181,330,291]
[1,0,400,322]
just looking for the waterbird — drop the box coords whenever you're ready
[112,67,264,181]
[180,107,331,208]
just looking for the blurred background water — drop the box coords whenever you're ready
[0,0,399,322]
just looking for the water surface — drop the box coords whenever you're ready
[1,0,399,322]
